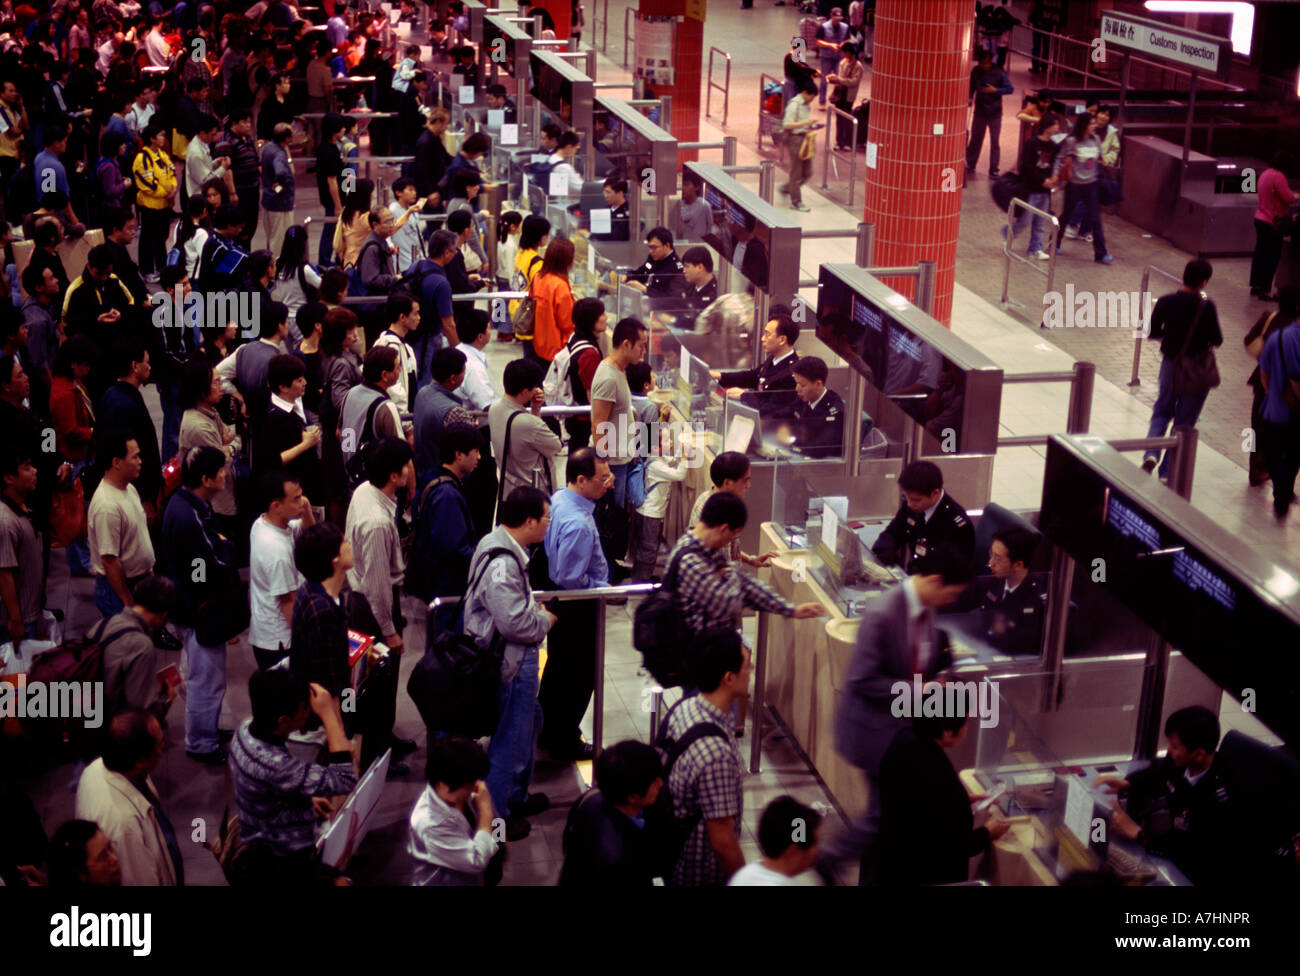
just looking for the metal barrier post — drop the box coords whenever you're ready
[1066,361,1095,434]
[749,610,770,774]
[593,596,607,758]
[659,94,672,135]
[723,136,737,167]
[706,47,732,127]
[856,221,875,267]
[623,7,634,68]
[1000,197,1060,314]
[1131,265,1180,386]
[1168,427,1198,500]
[915,260,937,316]
[758,159,776,205]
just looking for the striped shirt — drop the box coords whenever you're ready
[666,532,794,635]
[665,695,744,887]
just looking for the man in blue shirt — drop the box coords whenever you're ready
[537,447,612,762]
[33,124,80,226]
[965,49,1014,178]
[1257,321,1300,519]
[410,229,460,385]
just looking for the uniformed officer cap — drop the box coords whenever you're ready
[792,356,828,384]
[899,460,944,495]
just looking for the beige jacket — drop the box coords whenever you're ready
[179,405,238,516]
[489,397,563,497]
[74,759,179,886]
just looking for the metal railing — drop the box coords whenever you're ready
[593,0,609,53]
[623,7,636,69]
[679,137,739,167]
[1130,265,1182,387]
[1000,197,1060,313]
[430,582,658,759]
[757,73,783,152]
[706,47,732,128]
[819,102,859,207]
[997,362,1096,444]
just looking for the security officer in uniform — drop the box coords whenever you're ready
[679,245,719,321]
[624,226,688,307]
[778,356,845,458]
[709,313,801,417]
[591,174,631,241]
[977,527,1047,656]
[871,460,974,571]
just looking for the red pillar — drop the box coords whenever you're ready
[635,2,703,149]
[862,0,973,326]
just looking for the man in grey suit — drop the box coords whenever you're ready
[830,547,974,883]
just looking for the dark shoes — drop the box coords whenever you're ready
[390,737,419,760]
[186,747,227,766]
[1249,469,1271,487]
[505,816,532,841]
[509,793,551,818]
[218,729,235,744]
[543,740,595,763]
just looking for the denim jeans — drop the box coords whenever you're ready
[608,461,629,510]
[486,647,543,816]
[1057,181,1107,259]
[158,368,183,463]
[93,575,125,618]
[1144,356,1209,478]
[319,202,337,267]
[1009,191,1050,253]
[182,626,227,754]
[817,57,838,106]
[412,329,447,391]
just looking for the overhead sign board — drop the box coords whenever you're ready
[1098,10,1232,78]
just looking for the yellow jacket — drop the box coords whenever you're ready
[133,146,177,210]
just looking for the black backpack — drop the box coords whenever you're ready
[632,545,694,688]
[406,547,521,738]
[646,696,731,881]
[405,474,459,600]
[343,393,388,491]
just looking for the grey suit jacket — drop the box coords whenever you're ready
[834,583,951,777]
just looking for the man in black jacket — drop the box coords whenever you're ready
[710,312,801,417]
[624,226,688,307]
[871,460,974,570]
[560,740,667,887]
[777,356,845,458]
[412,107,451,208]
[254,353,323,502]
[215,109,262,251]
[877,713,1010,885]
[158,445,238,764]
[97,337,163,515]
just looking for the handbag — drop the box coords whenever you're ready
[511,276,537,339]
[799,131,816,160]
[1171,297,1221,397]
[1244,310,1276,361]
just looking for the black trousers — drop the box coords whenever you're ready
[536,598,598,752]
[137,205,172,277]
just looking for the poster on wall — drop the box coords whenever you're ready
[634,15,676,87]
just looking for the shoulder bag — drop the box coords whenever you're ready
[511,270,539,339]
[1171,297,1220,397]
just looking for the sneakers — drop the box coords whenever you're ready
[1095,254,1114,265]
[792,202,811,212]
[1083,233,1094,243]
[1063,226,1079,239]
[1033,250,1051,261]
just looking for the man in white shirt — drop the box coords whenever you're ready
[143,15,171,68]
[125,81,156,141]
[185,114,232,201]
[88,432,155,618]
[730,796,825,885]
[407,737,500,885]
[780,82,818,212]
[248,470,314,670]
[455,311,496,411]
[374,292,420,415]
[387,177,427,273]
[545,131,584,198]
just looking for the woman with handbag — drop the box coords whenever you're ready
[526,237,576,368]
[1243,288,1300,486]
[1141,260,1221,479]
[1250,151,1296,301]
[827,42,863,151]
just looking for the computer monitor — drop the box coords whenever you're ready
[724,399,762,454]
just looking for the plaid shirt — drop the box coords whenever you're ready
[290,580,351,697]
[666,533,795,635]
[665,695,744,886]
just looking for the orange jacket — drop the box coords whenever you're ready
[530,271,575,362]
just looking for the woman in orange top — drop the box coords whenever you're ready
[528,237,577,365]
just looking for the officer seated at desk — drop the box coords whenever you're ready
[485,83,517,124]
[623,226,688,305]
[709,312,800,417]
[975,527,1047,656]
[772,356,844,459]
[1099,706,1244,885]
[871,460,975,571]
[680,246,719,314]
[589,174,630,241]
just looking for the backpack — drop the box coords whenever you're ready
[511,274,538,339]
[542,335,596,406]
[343,391,388,490]
[21,619,146,750]
[632,545,695,687]
[346,238,385,297]
[991,171,1025,213]
[405,546,522,738]
[646,696,730,879]
[404,474,459,601]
